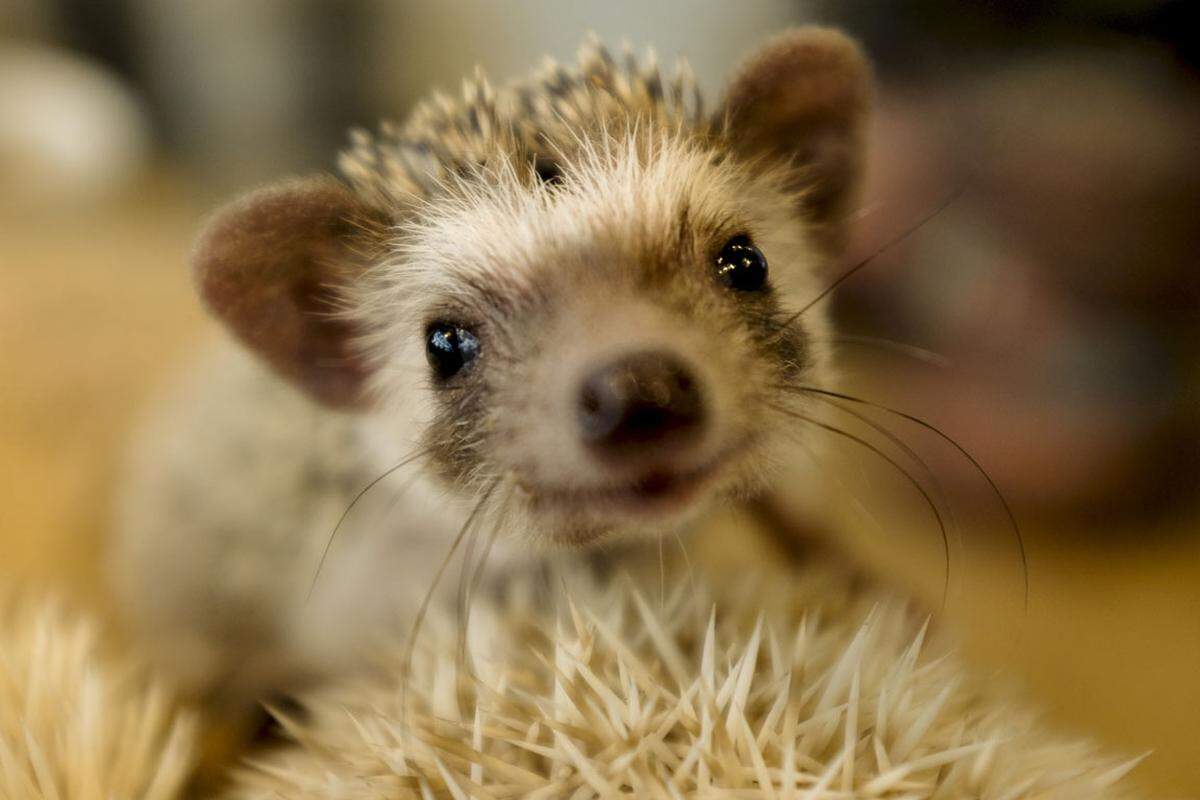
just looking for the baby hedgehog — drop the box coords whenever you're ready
[112,28,872,711]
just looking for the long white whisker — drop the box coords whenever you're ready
[400,477,501,739]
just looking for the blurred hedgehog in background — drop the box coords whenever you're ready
[0,555,1143,799]
[0,593,194,800]
[222,545,1143,799]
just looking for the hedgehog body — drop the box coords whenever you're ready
[112,29,869,713]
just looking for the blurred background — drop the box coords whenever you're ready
[1,0,1197,794]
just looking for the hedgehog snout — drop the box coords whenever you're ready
[576,350,707,466]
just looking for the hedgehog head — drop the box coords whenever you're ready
[191,29,872,547]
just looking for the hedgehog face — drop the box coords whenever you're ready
[360,133,823,545]
[191,30,872,548]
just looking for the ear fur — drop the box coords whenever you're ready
[720,27,873,250]
[192,176,386,409]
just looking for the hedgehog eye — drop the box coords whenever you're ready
[533,158,562,185]
[426,322,480,380]
[714,235,768,292]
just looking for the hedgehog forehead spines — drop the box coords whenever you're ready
[338,38,706,207]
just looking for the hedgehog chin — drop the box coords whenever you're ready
[534,473,739,552]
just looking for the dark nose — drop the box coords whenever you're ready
[577,351,705,460]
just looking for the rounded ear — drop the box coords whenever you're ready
[719,27,873,251]
[192,176,387,409]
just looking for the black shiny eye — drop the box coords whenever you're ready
[533,157,562,185]
[714,235,768,292]
[425,322,480,380]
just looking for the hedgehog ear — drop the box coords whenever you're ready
[719,27,872,250]
[192,176,387,409]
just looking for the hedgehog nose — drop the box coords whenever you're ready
[577,351,705,461]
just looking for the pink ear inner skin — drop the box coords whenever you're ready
[721,27,873,252]
[192,177,382,409]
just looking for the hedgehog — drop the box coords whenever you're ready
[111,28,874,713]
[0,592,195,800]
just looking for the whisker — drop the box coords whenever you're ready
[769,401,951,611]
[400,477,501,737]
[306,446,432,602]
[793,437,892,551]
[376,470,427,527]
[791,390,963,603]
[658,534,666,609]
[467,483,515,609]
[789,385,1028,615]
[816,334,952,368]
[457,480,514,681]
[454,506,484,677]
[774,183,967,334]
[670,529,697,603]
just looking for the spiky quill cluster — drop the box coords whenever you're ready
[224,561,1142,799]
[339,38,705,208]
[0,593,195,800]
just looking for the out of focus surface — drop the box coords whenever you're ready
[1,1,1197,795]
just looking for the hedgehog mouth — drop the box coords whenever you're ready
[525,441,751,521]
